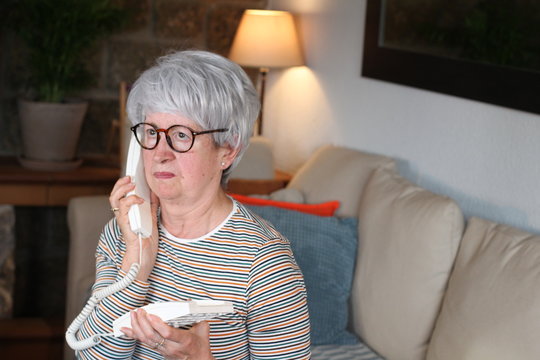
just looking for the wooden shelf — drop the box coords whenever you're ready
[0,317,64,360]
[0,158,120,206]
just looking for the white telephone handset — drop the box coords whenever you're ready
[125,134,152,238]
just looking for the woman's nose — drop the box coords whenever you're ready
[152,135,175,160]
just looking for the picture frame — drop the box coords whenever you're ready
[362,0,540,115]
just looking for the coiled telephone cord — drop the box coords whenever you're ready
[65,233,143,350]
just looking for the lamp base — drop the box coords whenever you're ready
[256,68,269,136]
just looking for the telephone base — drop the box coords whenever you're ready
[112,300,234,337]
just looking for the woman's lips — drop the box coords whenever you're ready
[154,172,175,179]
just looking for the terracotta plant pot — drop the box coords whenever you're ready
[18,99,88,171]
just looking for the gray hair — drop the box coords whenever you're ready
[126,50,260,184]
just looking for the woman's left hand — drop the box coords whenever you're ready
[121,309,215,360]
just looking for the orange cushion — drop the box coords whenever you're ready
[230,193,340,217]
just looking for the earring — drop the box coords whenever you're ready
[221,162,226,167]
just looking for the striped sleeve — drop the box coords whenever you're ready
[76,218,150,360]
[246,235,311,359]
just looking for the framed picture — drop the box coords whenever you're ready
[362,0,540,115]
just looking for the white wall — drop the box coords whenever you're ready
[266,0,540,234]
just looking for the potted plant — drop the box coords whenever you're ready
[8,0,125,170]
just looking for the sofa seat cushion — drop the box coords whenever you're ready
[353,168,464,360]
[427,217,540,360]
[312,342,384,360]
[246,204,358,345]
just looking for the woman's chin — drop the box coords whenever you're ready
[150,184,181,201]
[154,191,179,201]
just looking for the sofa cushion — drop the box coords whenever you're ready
[286,145,395,218]
[312,343,383,360]
[266,188,305,203]
[352,168,464,360]
[246,204,359,345]
[247,188,306,203]
[426,217,540,360]
[232,193,340,216]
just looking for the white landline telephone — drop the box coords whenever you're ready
[125,134,152,238]
[65,134,234,351]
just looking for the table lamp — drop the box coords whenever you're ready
[229,9,303,135]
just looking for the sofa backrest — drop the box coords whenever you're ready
[427,217,540,359]
[286,145,396,217]
[353,167,464,360]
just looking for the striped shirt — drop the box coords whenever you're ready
[77,200,311,359]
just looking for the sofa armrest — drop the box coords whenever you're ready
[64,195,111,359]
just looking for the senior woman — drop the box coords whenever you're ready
[76,50,311,360]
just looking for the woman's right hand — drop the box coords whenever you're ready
[109,176,160,281]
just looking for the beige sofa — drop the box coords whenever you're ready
[64,144,540,360]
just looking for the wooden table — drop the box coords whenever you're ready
[0,158,120,206]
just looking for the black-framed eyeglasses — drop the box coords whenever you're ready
[130,123,229,153]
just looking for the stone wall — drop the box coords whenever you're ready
[0,205,15,318]
[0,0,266,159]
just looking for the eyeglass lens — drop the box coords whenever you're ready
[134,123,194,152]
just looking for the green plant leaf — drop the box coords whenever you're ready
[7,0,127,102]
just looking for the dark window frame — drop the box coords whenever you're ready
[362,0,540,115]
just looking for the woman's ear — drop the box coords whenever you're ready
[219,144,240,169]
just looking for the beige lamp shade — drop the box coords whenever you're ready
[229,9,303,68]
